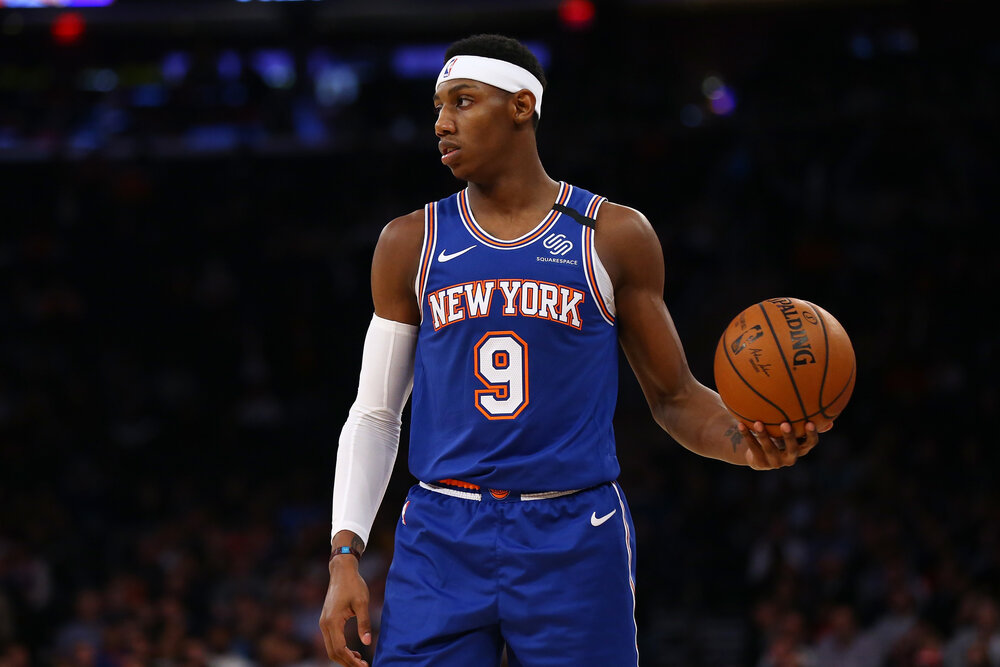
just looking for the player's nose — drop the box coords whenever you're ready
[434,108,455,137]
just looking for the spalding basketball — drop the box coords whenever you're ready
[713,297,855,438]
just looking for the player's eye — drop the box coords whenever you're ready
[456,96,473,108]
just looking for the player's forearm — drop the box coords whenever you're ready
[331,405,401,540]
[654,382,748,466]
[330,315,417,546]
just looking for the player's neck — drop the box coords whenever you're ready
[466,155,558,238]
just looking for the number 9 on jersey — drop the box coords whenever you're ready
[474,331,529,420]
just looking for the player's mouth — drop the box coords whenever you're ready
[440,142,461,165]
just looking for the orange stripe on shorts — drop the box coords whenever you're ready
[438,478,481,491]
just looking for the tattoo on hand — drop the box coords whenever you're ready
[352,535,365,555]
[725,425,742,452]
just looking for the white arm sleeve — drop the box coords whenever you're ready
[331,314,418,546]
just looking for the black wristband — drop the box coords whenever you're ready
[330,545,362,562]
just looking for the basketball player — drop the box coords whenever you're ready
[319,34,823,667]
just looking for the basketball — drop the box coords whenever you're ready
[713,297,855,438]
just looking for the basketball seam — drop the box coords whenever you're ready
[806,300,855,420]
[820,363,855,419]
[720,331,791,424]
[751,364,853,426]
[806,300,831,421]
[759,302,810,425]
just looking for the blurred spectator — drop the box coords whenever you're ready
[869,586,920,661]
[53,590,102,656]
[758,610,815,667]
[813,605,880,667]
[944,594,1000,667]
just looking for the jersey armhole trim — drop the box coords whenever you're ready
[585,194,606,220]
[414,202,437,322]
[582,206,616,326]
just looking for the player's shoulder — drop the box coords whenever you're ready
[592,201,662,286]
[381,208,425,239]
[593,201,660,256]
[377,208,425,252]
[594,201,654,236]
[373,208,425,273]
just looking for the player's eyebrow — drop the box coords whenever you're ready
[432,82,478,104]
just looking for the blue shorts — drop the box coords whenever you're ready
[374,481,639,666]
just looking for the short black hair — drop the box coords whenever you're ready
[444,34,546,127]
[444,34,547,90]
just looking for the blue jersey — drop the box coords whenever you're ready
[409,181,620,491]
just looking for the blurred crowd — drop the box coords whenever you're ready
[1,2,998,666]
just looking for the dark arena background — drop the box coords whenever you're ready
[0,0,996,665]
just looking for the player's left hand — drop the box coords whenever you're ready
[740,421,826,469]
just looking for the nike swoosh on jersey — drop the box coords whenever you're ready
[591,509,617,526]
[437,245,476,262]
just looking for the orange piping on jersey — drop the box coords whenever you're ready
[458,183,571,249]
[583,226,616,325]
[585,194,606,219]
[417,203,437,304]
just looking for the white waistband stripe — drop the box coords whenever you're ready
[419,481,481,501]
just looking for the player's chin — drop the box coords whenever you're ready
[445,162,473,181]
[445,155,482,181]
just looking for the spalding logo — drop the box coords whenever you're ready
[769,298,817,367]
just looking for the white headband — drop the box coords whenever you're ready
[436,54,544,118]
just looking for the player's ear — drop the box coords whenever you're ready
[512,89,537,126]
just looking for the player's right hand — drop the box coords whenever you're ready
[319,554,372,667]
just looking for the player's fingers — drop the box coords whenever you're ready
[753,421,790,467]
[355,598,373,646]
[798,440,818,458]
[335,650,367,667]
[319,617,337,661]
[776,423,801,465]
[739,422,770,470]
[324,615,367,667]
[320,622,368,667]
[779,422,820,464]
[796,422,819,457]
[335,641,368,667]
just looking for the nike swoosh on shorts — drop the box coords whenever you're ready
[591,509,617,526]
